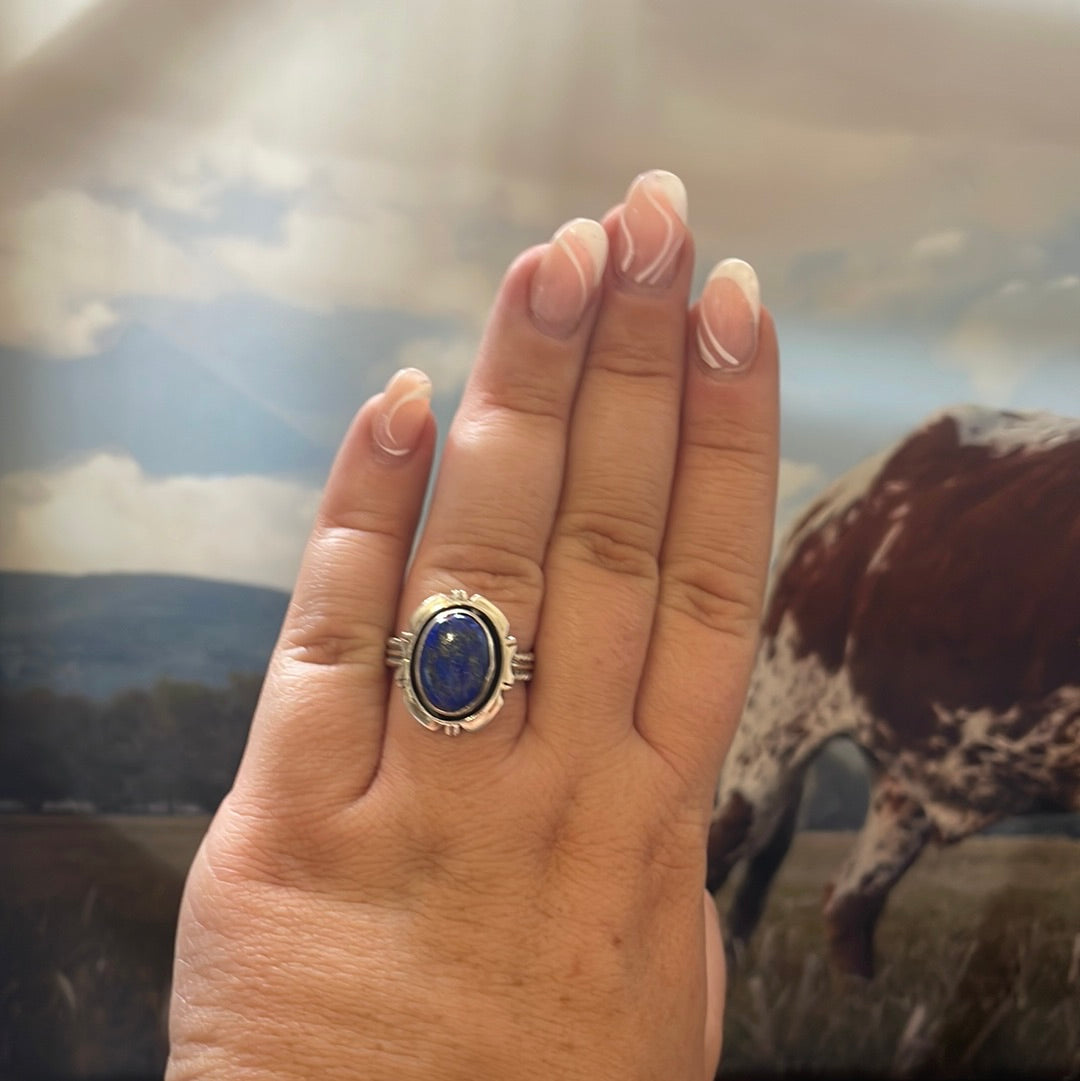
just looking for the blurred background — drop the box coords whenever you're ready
[1,1,1078,1077]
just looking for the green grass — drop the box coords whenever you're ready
[3,819,1078,1078]
[1,814,209,1079]
[717,832,1080,1079]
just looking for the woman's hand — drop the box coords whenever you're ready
[167,170,779,1081]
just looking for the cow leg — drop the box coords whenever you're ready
[824,776,931,978]
[705,790,755,893]
[728,785,801,946]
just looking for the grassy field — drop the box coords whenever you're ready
[716,832,1080,1079]
[2,818,1078,1079]
[1,814,210,1080]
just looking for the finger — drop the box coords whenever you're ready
[380,219,609,771]
[638,260,779,795]
[536,170,692,750]
[231,370,435,812]
[703,889,727,1079]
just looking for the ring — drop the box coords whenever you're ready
[385,589,534,736]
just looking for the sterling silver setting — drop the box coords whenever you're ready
[385,590,533,736]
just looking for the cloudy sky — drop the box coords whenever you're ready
[1,0,1078,591]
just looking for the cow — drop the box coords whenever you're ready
[707,404,1080,978]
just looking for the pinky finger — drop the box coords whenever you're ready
[703,890,726,1080]
[231,368,436,816]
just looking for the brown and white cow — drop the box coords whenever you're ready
[707,405,1080,978]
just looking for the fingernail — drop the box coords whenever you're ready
[615,169,688,289]
[697,258,761,373]
[529,217,609,337]
[374,368,431,457]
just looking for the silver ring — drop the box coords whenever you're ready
[385,589,534,736]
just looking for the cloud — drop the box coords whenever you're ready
[0,0,285,207]
[0,189,217,356]
[661,0,1080,148]
[0,446,848,593]
[124,132,309,221]
[772,458,829,554]
[0,2,1077,465]
[997,280,1028,297]
[776,218,1080,397]
[0,452,319,590]
[0,449,831,591]
[5,0,1079,247]
[942,272,1080,404]
[208,204,495,323]
[0,1,97,70]
[942,332,1032,405]
[0,0,1077,362]
[200,151,549,325]
[910,229,968,261]
[393,335,479,392]
[777,459,827,505]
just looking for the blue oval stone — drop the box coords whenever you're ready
[413,609,497,718]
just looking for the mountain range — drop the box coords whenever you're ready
[0,570,287,699]
[0,570,1075,834]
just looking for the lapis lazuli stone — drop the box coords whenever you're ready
[413,609,497,718]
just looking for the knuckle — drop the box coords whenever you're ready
[692,410,774,454]
[469,375,569,428]
[676,532,764,583]
[418,541,544,612]
[426,500,541,559]
[556,507,659,582]
[278,613,388,670]
[316,501,407,544]
[305,523,402,588]
[202,795,350,892]
[278,525,402,669]
[662,557,763,639]
[685,428,776,483]
[587,336,679,385]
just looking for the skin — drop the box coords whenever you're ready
[166,174,779,1081]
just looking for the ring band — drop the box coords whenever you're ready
[385,590,533,735]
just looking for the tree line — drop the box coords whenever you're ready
[0,675,262,813]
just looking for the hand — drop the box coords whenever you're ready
[166,170,779,1081]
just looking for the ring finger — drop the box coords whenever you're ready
[380,215,610,776]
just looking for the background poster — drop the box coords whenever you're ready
[1,1,1078,1077]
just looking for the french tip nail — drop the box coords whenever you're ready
[697,258,762,373]
[642,169,688,224]
[708,258,761,320]
[555,217,609,286]
[386,367,433,399]
[376,368,431,457]
[617,171,689,289]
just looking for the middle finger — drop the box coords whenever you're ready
[537,170,693,751]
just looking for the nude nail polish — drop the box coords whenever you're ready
[696,259,761,373]
[615,170,688,289]
[529,217,609,337]
[375,368,432,457]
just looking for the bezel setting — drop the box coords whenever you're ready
[387,590,528,735]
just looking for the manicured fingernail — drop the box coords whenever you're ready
[374,368,431,457]
[697,258,761,373]
[529,217,608,337]
[615,169,688,289]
